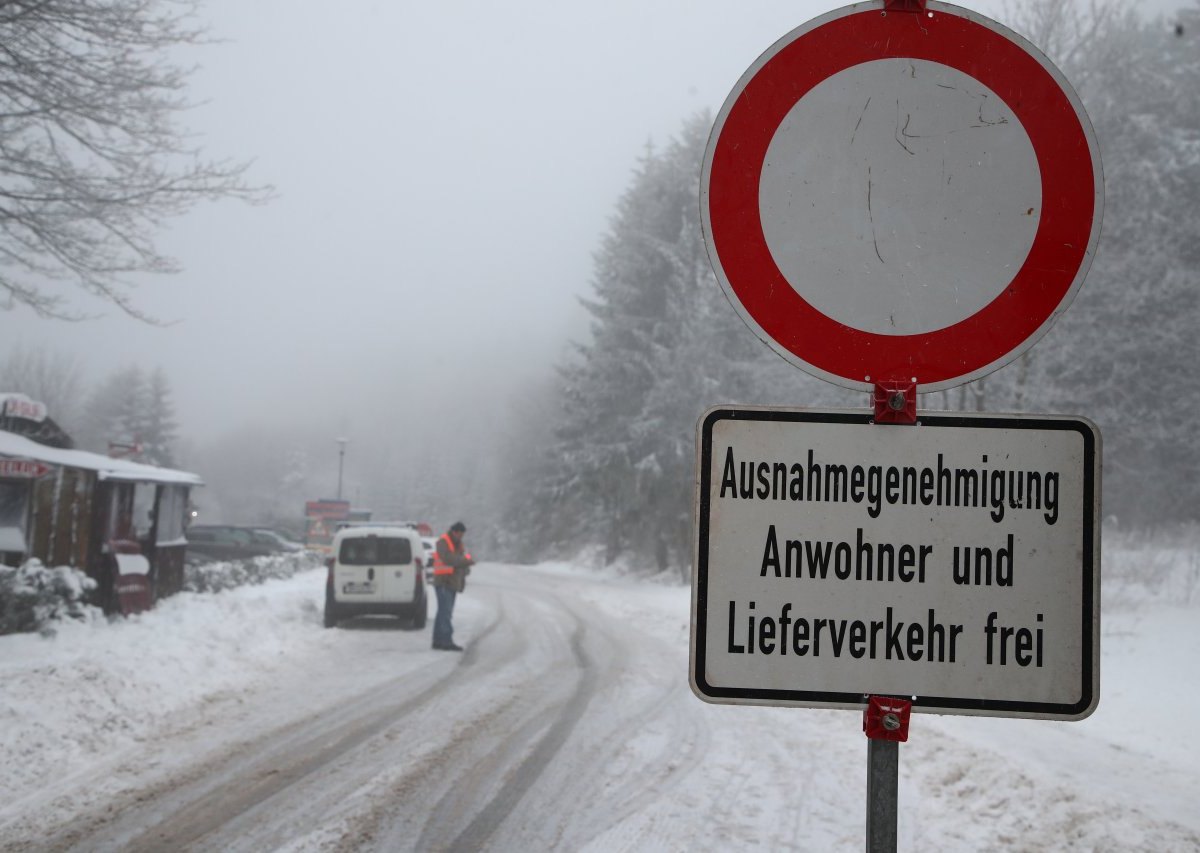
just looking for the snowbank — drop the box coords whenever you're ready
[1,530,1198,848]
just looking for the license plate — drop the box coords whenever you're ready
[342,581,374,594]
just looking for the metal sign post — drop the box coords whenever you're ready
[864,694,911,851]
[865,385,918,853]
[866,738,898,851]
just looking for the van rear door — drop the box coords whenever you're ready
[335,534,386,603]
[377,534,416,604]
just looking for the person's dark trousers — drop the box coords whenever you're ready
[433,584,457,648]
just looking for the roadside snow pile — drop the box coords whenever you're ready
[0,550,324,636]
[0,568,330,811]
[0,560,100,636]
[184,549,325,593]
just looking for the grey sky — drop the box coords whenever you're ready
[1,0,1190,444]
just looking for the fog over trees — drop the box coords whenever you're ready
[503,1,1200,570]
[2,0,1196,569]
[500,118,855,574]
[977,1,1200,523]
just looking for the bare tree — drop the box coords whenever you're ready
[0,0,269,320]
[1000,0,1124,88]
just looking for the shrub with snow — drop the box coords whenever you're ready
[184,550,323,594]
[0,560,100,636]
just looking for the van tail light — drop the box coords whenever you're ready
[325,557,335,583]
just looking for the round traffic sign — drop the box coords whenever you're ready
[700,1,1103,392]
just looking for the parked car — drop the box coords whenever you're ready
[185,525,279,563]
[247,527,304,552]
[324,525,427,629]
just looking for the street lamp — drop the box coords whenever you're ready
[336,437,348,500]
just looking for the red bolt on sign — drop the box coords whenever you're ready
[872,380,917,424]
[863,696,912,742]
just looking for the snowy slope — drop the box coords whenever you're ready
[0,539,1197,851]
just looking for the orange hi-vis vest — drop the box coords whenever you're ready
[431,533,458,576]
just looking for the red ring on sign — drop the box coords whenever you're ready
[705,9,1098,389]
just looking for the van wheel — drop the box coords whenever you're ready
[324,589,339,628]
[411,591,427,630]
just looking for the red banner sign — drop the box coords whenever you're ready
[0,459,52,478]
[2,394,48,422]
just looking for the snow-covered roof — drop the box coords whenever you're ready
[0,430,203,487]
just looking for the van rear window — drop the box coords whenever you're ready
[338,536,412,565]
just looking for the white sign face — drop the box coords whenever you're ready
[759,59,1041,336]
[690,407,1101,721]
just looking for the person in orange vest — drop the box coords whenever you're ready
[430,521,475,651]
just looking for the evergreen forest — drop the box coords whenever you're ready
[503,4,1200,575]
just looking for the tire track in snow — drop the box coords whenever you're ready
[425,574,715,851]
[325,583,589,851]
[35,609,507,853]
[508,613,713,850]
[439,618,596,851]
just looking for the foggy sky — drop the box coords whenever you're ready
[1,0,1190,452]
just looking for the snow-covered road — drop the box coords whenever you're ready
[2,561,1198,851]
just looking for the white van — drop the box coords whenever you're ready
[324,525,427,629]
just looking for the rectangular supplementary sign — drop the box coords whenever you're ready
[689,407,1101,721]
